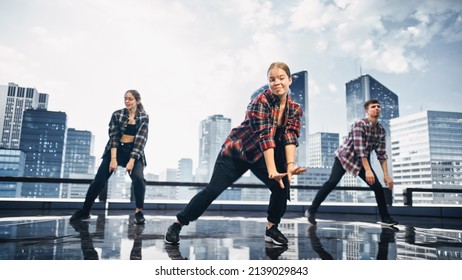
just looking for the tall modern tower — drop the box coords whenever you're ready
[391,110,462,205]
[345,74,399,188]
[19,109,67,197]
[0,83,49,149]
[196,114,231,182]
[251,70,309,167]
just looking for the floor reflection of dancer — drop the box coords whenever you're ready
[164,62,306,246]
[308,225,334,260]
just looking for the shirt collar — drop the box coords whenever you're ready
[264,89,290,106]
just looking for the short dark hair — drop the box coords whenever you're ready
[364,99,380,110]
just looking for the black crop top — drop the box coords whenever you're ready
[124,124,137,136]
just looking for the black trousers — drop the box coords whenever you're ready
[308,157,390,220]
[82,143,146,211]
[177,149,289,226]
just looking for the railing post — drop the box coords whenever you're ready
[403,188,413,206]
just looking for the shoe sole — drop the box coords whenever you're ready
[377,221,399,226]
[264,235,288,246]
[69,215,92,222]
[164,238,179,245]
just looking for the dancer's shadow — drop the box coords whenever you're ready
[70,220,99,260]
[377,226,398,260]
[308,225,334,260]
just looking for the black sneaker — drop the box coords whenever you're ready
[265,225,288,246]
[70,209,91,221]
[377,216,399,226]
[305,210,317,225]
[134,211,145,225]
[165,223,182,245]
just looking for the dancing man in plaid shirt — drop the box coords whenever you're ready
[165,62,307,246]
[306,99,398,226]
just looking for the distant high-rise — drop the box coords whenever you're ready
[19,109,67,197]
[391,110,462,205]
[345,74,399,188]
[308,132,339,167]
[196,114,231,182]
[63,128,96,198]
[251,70,309,166]
[177,158,193,182]
[0,148,25,197]
[0,83,49,149]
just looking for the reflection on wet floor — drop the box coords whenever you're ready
[0,210,461,260]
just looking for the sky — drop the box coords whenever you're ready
[0,0,461,176]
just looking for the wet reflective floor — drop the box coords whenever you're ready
[0,209,461,260]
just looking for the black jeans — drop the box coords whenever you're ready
[82,142,146,211]
[177,151,289,226]
[308,157,390,220]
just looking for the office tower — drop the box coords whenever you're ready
[176,158,197,200]
[196,114,231,182]
[308,132,339,167]
[251,70,309,167]
[177,158,193,182]
[0,148,25,197]
[19,109,67,197]
[345,74,399,190]
[0,83,49,149]
[391,110,462,205]
[63,128,96,198]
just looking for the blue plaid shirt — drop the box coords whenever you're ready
[103,108,149,166]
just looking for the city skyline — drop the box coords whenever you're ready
[1,0,461,175]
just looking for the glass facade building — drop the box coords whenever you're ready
[0,148,25,197]
[63,128,95,198]
[19,109,67,197]
[391,110,462,205]
[308,132,339,168]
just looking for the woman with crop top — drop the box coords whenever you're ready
[70,90,149,225]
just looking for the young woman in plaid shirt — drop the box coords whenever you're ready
[165,62,307,246]
[70,90,149,225]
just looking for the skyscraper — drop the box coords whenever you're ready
[391,110,462,205]
[196,114,231,182]
[345,74,399,188]
[308,132,339,167]
[251,70,309,167]
[19,109,67,197]
[63,128,95,198]
[0,83,49,149]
